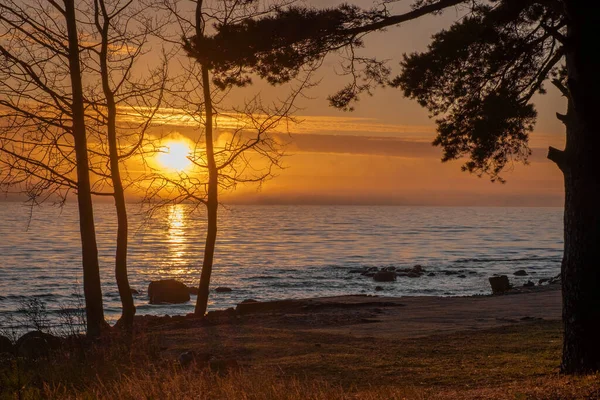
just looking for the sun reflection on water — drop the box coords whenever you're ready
[167,204,188,272]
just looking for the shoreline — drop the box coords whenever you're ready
[134,283,562,342]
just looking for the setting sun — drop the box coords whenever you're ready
[157,141,192,172]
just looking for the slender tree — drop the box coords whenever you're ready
[87,0,167,327]
[180,0,600,373]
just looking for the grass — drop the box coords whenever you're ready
[2,320,600,399]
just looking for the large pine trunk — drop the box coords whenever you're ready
[557,1,600,374]
[64,0,105,337]
[195,65,218,316]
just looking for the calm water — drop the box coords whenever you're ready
[0,202,563,324]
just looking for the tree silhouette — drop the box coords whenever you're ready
[0,0,106,336]
[186,0,600,373]
[0,0,166,332]
[87,0,167,328]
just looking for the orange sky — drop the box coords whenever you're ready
[213,1,567,206]
[146,0,568,207]
[1,0,568,207]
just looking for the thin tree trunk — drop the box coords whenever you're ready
[96,0,135,327]
[549,1,600,374]
[195,64,218,316]
[64,0,105,337]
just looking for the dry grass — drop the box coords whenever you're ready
[2,320,600,399]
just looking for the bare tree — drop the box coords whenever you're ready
[0,0,107,336]
[0,0,166,332]
[84,0,167,327]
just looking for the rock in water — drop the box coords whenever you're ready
[489,275,511,294]
[373,271,396,282]
[514,269,528,276]
[215,287,232,293]
[148,280,190,304]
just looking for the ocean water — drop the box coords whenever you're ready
[0,202,563,324]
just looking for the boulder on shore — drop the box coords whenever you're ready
[0,335,13,355]
[373,271,396,282]
[489,275,511,294]
[17,331,62,358]
[148,280,190,304]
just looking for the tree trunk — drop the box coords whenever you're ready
[554,1,600,374]
[97,1,135,327]
[64,0,105,337]
[195,64,218,316]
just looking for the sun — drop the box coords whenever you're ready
[157,141,192,172]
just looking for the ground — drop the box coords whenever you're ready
[3,285,600,399]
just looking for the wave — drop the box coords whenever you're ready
[453,256,561,264]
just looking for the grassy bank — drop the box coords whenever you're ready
[2,320,599,399]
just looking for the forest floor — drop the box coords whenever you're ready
[4,284,600,399]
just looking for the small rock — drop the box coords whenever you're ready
[413,265,424,273]
[489,275,511,294]
[209,359,240,374]
[348,269,364,274]
[0,335,13,355]
[178,351,212,367]
[373,271,396,282]
[549,273,561,284]
[458,274,467,278]
[130,288,139,295]
[375,286,384,291]
[427,272,436,277]
[538,278,549,285]
[514,270,528,276]
[215,287,232,293]
[523,280,535,287]
[178,351,195,367]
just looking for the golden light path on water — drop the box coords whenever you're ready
[165,204,189,275]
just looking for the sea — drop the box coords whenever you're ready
[0,202,563,327]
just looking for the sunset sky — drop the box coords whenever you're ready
[143,0,567,207]
[0,0,568,207]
